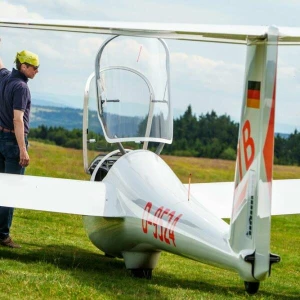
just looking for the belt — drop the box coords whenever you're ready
[0,126,15,133]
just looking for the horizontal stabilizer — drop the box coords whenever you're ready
[0,173,112,216]
[187,179,300,218]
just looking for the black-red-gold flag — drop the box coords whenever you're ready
[247,81,261,109]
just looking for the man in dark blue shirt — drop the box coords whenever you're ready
[0,48,39,248]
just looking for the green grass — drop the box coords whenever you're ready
[26,141,91,180]
[0,141,299,299]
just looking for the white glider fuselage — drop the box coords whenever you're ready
[83,150,250,279]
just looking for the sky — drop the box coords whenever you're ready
[1,0,300,133]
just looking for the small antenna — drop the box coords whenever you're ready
[137,45,142,62]
[188,173,192,201]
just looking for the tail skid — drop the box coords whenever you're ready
[229,26,280,282]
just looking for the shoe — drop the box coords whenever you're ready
[0,236,21,248]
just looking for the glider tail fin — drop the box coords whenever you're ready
[229,26,280,281]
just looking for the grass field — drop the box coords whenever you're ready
[0,141,299,299]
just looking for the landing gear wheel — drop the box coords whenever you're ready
[130,269,152,279]
[244,281,260,294]
[104,253,115,258]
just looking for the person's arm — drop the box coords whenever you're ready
[13,109,30,167]
[0,57,4,70]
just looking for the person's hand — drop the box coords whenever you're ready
[19,147,30,167]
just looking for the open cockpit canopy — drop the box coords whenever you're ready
[94,35,172,145]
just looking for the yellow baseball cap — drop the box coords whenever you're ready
[15,50,39,67]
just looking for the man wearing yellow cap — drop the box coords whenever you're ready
[0,48,39,248]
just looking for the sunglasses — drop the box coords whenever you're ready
[24,63,39,71]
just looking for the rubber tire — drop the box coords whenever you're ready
[104,253,115,258]
[244,281,260,294]
[130,269,152,279]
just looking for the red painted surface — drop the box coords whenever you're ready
[142,202,182,246]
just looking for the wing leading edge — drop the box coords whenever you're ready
[1,18,299,45]
[1,19,300,44]
[0,173,119,217]
[0,19,266,44]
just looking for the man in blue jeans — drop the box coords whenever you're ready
[0,45,39,248]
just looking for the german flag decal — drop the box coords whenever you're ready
[247,81,261,109]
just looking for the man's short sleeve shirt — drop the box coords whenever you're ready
[0,68,31,134]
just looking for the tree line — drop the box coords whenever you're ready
[29,105,300,165]
[163,106,238,160]
[29,125,138,152]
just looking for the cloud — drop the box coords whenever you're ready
[5,0,232,23]
[78,37,105,56]
[97,0,232,23]
[34,41,63,60]
[278,65,297,79]
[0,1,42,19]
[171,52,244,94]
[7,0,109,20]
[277,54,298,80]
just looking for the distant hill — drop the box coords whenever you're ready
[30,104,143,137]
[30,105,84,130]
[32,98,70,108]
[30,102,290,139]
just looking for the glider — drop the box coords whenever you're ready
[0,19,300,294]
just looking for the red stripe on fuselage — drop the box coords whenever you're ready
[263,74,276,183]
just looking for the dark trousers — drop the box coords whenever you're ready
[0,131,27,240]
